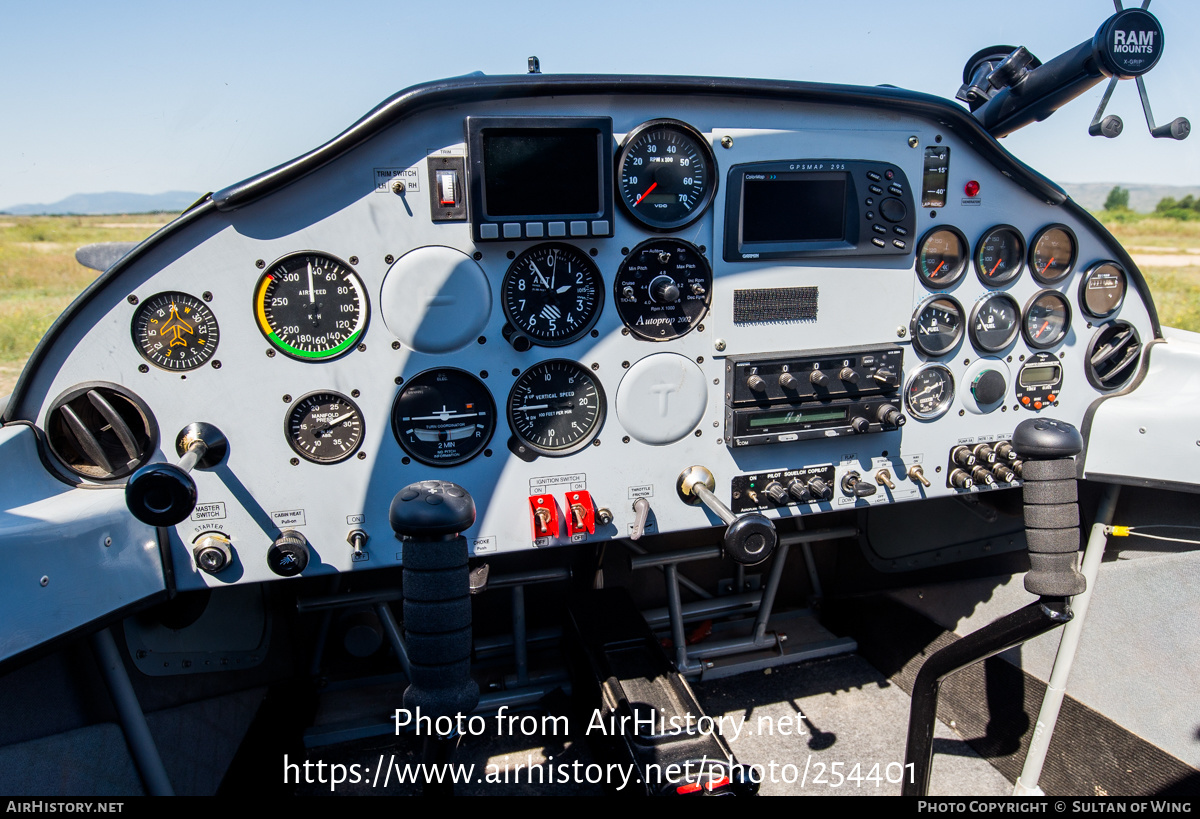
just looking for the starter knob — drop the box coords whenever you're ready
[650,275,681,304]
[764,481,789,505]
[839,367,860,385]
[778,372,800,390]
[193,533,232,575]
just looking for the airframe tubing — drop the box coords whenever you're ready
[1014,484,1121,796]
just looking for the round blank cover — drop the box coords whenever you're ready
[616,353,709,445]
[380,247,491,354]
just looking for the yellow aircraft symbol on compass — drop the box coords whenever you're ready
[159,302,196,347]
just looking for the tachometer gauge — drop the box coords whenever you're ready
[286,391,364,464]
[1079,261,1127,319]
[1023,290,1072,349]
[916,227,969,289]
[255,252,368,361]
[131,291,219,371]
[974,225,1025,285]
[508,360,606,457]
[969,292,1020,353]
[617,119,717,231]
[1030,224,1077,285]
[905,364,955,420]
[391,368,496,467]
[502,243,603,347]
[910,295,964,357]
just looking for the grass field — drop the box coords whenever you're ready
[0,213,1197,397]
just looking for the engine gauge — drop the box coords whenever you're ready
[969,292,1020,353]
[614,238,711,341]
[508,360,606,457]
[617,119,717,232]
[1023,290,1072,349]
[916,227,969,289]
[286,391,364,464]
[1079,261,1127,319]
[974,225,1025,286]
[1030,224,1077,285]
[910,295,964,357]
[502,243,603,347]
[131,291,219,371]
[391,368,496,467]
[255,252,368,361]
[905,364,955,420]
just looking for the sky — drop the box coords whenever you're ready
[1,0,1197,209]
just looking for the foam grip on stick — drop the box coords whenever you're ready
[1013,419,1086,598]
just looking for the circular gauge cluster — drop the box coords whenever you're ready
[508,360,606,457]
[255,252,368,361]
[132,292,220,371]
[392,369,496,466]
[286,392,364,463]
[917,223,1080,291]
[502,243,603,347]
[617,119,717,232]
[614,238,712,341]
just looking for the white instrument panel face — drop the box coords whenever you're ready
[9,89,1156,590]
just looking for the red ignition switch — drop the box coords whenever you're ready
[564,491,596,537]
[529,494,560,540]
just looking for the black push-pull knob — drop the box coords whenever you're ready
[125,423,226,527]
[267,530,310,577]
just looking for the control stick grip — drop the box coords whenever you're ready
[1012,419,1085,597]
[390,481,480,719]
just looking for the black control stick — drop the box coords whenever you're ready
[677,466,778,565]
[125,423,226,526]
[390,481,480,725]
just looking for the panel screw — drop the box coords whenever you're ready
[721,136,734,149]
[694,429,702,437]
[622,361,630,369]
[202,291,213,302]
[256,259,265,269]
[384,254,394,265]
[713,421,719,427]
[40,576,49,587]
[908,136,919,148]
[357,452,366,460]
[104,537,112,547]
[290,458,299,466]
[211,360,221,369]
[283,394,291,402]
[138,364,149,373]
[350,389,360,397]
[592,439,601,446]
[473,252,483,261]
[714,339,727,351]
[127,295,138,304]
[348,256,359,266]
[358,343,367,352]
[591,362,599,370]
[266,349,275,358]
[897,326,907,338]
[392,340,401,350]
[395,376,403,385]
[622,436,630,443]
[1139,427,1146,434]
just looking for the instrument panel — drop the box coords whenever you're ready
[3,77,1156,591]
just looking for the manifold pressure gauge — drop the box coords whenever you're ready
[502,243,604,347]
[286,392,364,464]
[255,252,368,361]
[132,291,219,371]
[508,360,606,457]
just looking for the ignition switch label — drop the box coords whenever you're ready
[529,473,587,493]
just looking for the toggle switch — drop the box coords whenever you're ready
[529,494,560,540]
[565,490,596,537]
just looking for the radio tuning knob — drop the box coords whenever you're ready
[809,370,830,388]
[778,372,799,390]
[650,275,681,303]
[746,374,767,392]
[786,479,812,503]
[850,416,870,434]
[839,367,860,385]
[876,403,906,429]
[807,477,833,501]
[764,481,789,505]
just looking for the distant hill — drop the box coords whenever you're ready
[0,191,202,215]
[1060,183,1200,213]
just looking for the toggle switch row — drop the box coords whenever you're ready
[528,491,612,540]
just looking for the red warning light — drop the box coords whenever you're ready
[964,180,981,197]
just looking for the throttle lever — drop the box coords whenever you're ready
[677,466,777,566]
[125,423,226,527]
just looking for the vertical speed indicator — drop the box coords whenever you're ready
[617,119,717,231]
[507,360,606,457]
